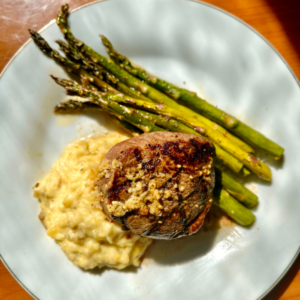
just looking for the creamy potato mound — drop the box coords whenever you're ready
[33,133,152,270]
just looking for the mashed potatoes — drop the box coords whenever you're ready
[33,132,152,270]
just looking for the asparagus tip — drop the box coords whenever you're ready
[29,29,52,54]
[100,34,113,49]
[55,39,68,47]
[50,74,58,82]
[58,4,70,18]
[50,75,74,89]
[28,29,39,39]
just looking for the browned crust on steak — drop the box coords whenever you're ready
[96,132,215,239]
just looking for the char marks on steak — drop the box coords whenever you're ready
[96,132,215,239]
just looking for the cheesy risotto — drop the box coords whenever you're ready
[33,132,152,270]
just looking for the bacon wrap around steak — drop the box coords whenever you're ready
[96,132,215,240]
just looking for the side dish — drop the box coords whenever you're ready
[33,133,152,269]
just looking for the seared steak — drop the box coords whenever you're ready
[96,132,215,239]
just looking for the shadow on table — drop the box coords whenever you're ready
[266,0,300,62]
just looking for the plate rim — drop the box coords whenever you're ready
[0,0,299,299]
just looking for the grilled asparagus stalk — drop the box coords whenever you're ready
[100,34,283,160]
[55,4,257,156]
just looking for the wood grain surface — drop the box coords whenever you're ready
[0,0,299,299]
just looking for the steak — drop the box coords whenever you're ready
[96,132,215,239]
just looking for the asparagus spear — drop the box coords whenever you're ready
[56,39,154,102]
[215,168,258,208]
[29,30,121,95]
[55,98,255,226]
[57,32,250,154]
[57,79,270,181]
[101,35,257,155]
[56,83,243,174]
[100,35,284,160]
[57,87,244,174]
[51,76,164,133]
[101,93,271,180]
[54,99,142,136]
[55,4,255,155]
[29,29,80,71]
[80,75,99,91]
[52,77,246,173]
[56,39,118,85]
[57,5,178,105]
[110,115,142,136]
[51,73,270,181]
[213,189,255,226]
[54,88,141,137]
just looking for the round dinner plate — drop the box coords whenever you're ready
[0,0,300,299]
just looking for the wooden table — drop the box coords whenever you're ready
[0,0,299,299]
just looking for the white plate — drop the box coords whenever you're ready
[1,0,300,299]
